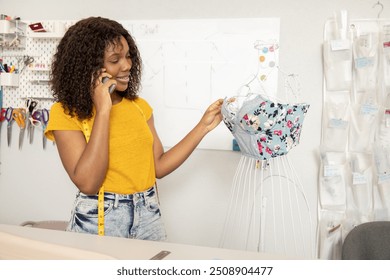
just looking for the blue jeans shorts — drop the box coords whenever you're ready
[67,186,166,241]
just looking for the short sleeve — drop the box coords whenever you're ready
[45,102,82,142]
[134,97,153,120]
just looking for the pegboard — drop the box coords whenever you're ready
[0,20,74,110]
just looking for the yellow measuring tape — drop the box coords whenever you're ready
[82,121,105,236]
[97,188,105,236]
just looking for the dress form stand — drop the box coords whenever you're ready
[219,155,314,258]
[219,94,314,258]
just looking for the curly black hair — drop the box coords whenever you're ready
[50,16,142,120]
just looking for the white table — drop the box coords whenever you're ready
[0,223,290,260]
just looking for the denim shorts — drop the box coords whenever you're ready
[66,186,166,241]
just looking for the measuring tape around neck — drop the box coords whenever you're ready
[82,121,105,236]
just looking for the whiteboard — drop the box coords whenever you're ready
[123,18,280,150]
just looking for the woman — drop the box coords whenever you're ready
[45,16,223,240]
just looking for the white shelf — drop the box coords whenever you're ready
[0,73,19,87]
[27,66,50,72]
[27,31,63,38]
[0,19,27,48]
[0,19,26,34]
[30,79,50,85]
[27,21,66,38]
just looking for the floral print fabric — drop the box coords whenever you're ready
[222,94,309,160]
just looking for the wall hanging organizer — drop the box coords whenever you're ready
[319,7,390,259]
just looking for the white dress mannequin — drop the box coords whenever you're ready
[219,93,315,258]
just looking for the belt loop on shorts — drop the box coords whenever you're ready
[114,194,119,208]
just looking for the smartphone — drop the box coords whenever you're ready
[102,77,116,94]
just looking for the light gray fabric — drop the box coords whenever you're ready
[342,221,390,260]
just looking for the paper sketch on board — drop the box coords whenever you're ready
[122,18,280,150]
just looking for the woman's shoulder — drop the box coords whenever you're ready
[49,102,81,123]
[49,102,67,117]
[50,102,63,111]
[129,97,152,119]
[133,96,150,106]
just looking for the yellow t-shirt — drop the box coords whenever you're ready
[45,97,156,194]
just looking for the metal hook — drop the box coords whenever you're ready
[373,1,384,18]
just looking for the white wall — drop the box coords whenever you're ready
[0,0,389,257]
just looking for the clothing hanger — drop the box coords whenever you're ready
[235,67,301,105]
[236,40,279,93]
[234,40,302,105]
[277,66,302,103]
[373,1,384,19]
